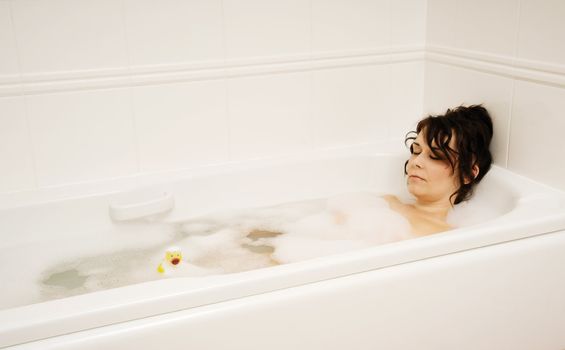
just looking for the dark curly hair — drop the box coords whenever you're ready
[404,104,493,205]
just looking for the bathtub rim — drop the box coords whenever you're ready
[0,140,403,211]
[1,218,565,349]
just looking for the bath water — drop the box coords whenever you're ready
[0,189,491,310]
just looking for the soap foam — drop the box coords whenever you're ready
[2,192,418,310]
[0,222,177,310]
[447,174,504,227]
[264,192,412,263]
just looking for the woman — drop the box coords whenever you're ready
[384,104,493,237]
[243,105,493,265]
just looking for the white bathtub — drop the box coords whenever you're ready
[1,143,565,349]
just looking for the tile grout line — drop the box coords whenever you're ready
[506,0,523,169]
[307,0,317,151]
[421,0,430,127]
[119,0,142,176]
[387,0,393,142]
[220,0,232,162]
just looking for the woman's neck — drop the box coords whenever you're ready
[412,199,452,221]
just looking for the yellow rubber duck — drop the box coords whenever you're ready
[157,247,183,274]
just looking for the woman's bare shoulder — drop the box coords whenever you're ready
[381,194,452,236]
[381,195,407,212]
[382,194,400,204]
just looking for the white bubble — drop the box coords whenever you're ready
[447,172,509,227]
[266,192,412,263]
[2,191,416,310]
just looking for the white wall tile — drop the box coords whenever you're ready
[455,0,519,57]
[312,0,390,52]
[11,0,128,74]
[0,2,20,79]
[425,0,458,47]
[227,72,312,160]
[389,61,425,139]
[0,96,35,193]
[223,0,310,59]
[423,62,514,167]
[27,88,137,187]
[390,0,427,47]
[124,0,223,67]
[517,0,565,65]
[508,81,565,191]
[312,65,390,147]
[132,80,229,172]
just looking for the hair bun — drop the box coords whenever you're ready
[448,104,493,140]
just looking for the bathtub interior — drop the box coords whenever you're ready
[0,152,563,313]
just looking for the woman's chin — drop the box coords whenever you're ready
[407,184,435,201]
[407,181,424,192]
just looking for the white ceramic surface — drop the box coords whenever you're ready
[123,0,224,66]
[0,96,35,193]
[311,0,390,52]
[517,0,565,65]
[390,0,427,47]
[26,88,137,187]
[11,0,128,74]
[132,80,229,172]
[455,0,520,57]
[311,64,390,147]
[227,72,312,160]
[223,0,310,59]
[508,80,565,190]
[0,2,19,79]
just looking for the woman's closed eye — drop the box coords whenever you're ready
[411,144,444,161]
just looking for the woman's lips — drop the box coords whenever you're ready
[408,175,426,181]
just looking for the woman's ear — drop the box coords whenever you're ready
[472,164,479,179]
[464,165,480,185]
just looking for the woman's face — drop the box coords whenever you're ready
[406,131,460,205]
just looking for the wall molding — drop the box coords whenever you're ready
[0,46,425,97]
[427,45,565,88]
[4,44,564,97]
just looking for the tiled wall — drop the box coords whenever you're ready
[0,0,426,194]
[424,0,565,191]
[3,0,565,196]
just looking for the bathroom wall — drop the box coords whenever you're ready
[0,0,426,195]
[424,0,565,191]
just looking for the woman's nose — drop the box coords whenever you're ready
[411,153,424,168]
